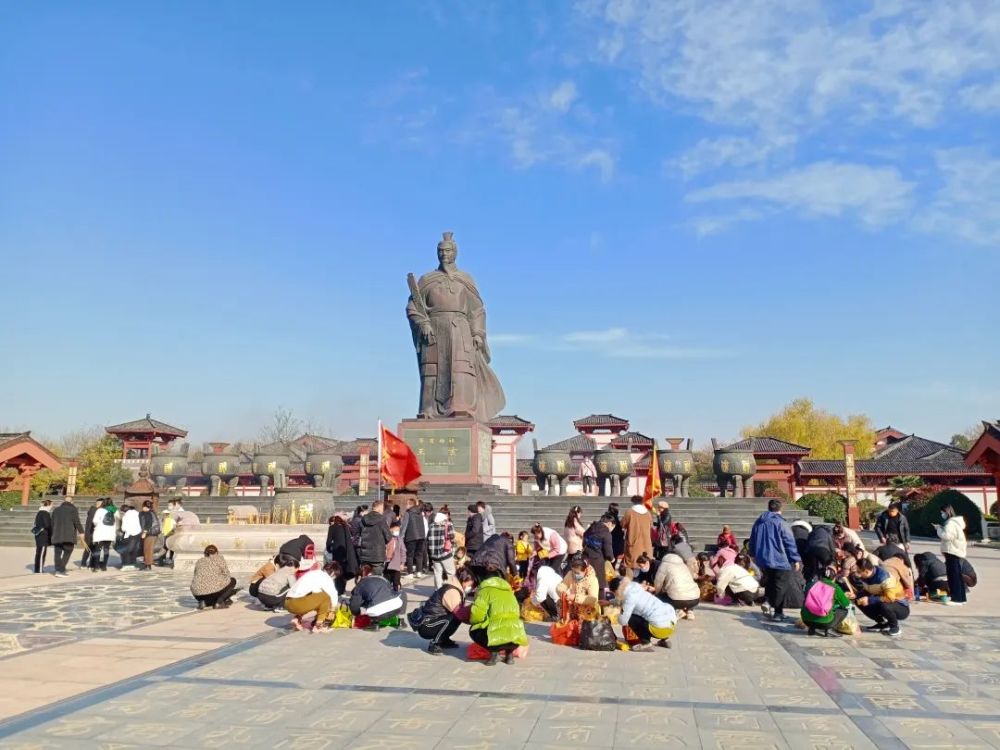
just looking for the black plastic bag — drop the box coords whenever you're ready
[580,618,617,651]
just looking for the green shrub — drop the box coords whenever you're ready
[907,489,982,541]
[0,491,23,510]
[796,492,847,524]
[857,499,882,529]
[687,483,715,498]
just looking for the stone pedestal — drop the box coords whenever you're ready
[398,417,493,485]
[170,524,329,573]
[272,487,337,525]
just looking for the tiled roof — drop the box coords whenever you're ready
[488,415,535,430]
[800,435,986,476]
[516,458,534,476]
[610,431,655,448]
[341,438,376,456]
[0,432,30,448]
[634,454,652,470]
[540,435,597,452]
[573,414,629,429]
[721,436,811,455]
[106,414,187,437]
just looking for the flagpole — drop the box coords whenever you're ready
[377,418,383,502]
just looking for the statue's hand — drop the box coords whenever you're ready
[473,334,484,351]
[420,324,436,344]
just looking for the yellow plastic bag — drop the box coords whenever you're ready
[605,561,618,582]
[836,610,860,636]
[521,598,548,623]
[332,604,353,629]
[602,603,621,625]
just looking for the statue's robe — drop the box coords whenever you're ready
[406,268,505,422]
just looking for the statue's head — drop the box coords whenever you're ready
[437,231,458,268]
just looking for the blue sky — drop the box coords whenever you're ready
[1,1,998,451]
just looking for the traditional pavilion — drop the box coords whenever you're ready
[965,421,1000,506]
[799,433,994,512]
[106,414,187,460]
[0,432,63,506]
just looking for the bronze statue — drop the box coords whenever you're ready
[407,232,505,422]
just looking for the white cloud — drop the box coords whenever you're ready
[690,208,765,238]
[918,150,1000,247]
[575,148,616,182]
[547,80,579,113]
[491,333,537,346]
[561,328,725,359]
[579,0,1000,132]
[669,135,795,179]
[959,81,1000,113]
[687,161,915,226]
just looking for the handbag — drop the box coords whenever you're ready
[580,618,617,651]
[332,604,353,629]
[622,625,641,647]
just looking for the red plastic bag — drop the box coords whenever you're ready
[467,642,529,661]
[550,619,581,647]
[622,625,641,646]
[467,642,491,661]
[353,614,372,629]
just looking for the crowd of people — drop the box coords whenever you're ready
[32,491,976,657]
[30,496,200,576]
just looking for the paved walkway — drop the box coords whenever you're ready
[0,540,997,748]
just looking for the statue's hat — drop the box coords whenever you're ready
[437,231,457,251]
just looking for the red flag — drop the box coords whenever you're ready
[379,423,422,490]
[642,442,661,508]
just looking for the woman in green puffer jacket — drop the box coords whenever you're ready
[469,573,528,665]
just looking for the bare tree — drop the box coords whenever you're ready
[258,408,303,444]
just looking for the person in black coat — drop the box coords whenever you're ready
[50,498,84,576]
[401,499,427,575]
[32,500,53,573]
[913,551,949,600]
[279,534,316,563]
[349,564,406,622]
[583,514,616,597]
[325,515,359,595]
[607,503,625,560]
[81,499,100,568]
[464,504,484,556]
[804,525,836,581]
[358,500,391,575]
[471,531,517,581]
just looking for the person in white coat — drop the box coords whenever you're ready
[652,552,702,620]
[120,505,143,570]
[716,554,765,606]
[934,505,968,606]
[90,501,117,571]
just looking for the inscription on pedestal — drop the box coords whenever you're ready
[404,428,471,475]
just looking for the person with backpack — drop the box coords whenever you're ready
[582,514,616,598]
[31,499,53,574]
[801,566,852,636]
[654,501,672,559]
[139,500,160,571]
[413,568,475,654]
[91,499,118,572]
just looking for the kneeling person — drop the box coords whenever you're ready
[350,564,407,625]
[418,568,475,654]
[285,561,341,631]
[854,558,909,637]
[610,577,677,652]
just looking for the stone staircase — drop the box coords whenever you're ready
[1,494,822,551]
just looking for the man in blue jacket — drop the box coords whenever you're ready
[749,499,802,621]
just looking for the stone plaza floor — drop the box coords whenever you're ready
[0,539,998,749]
